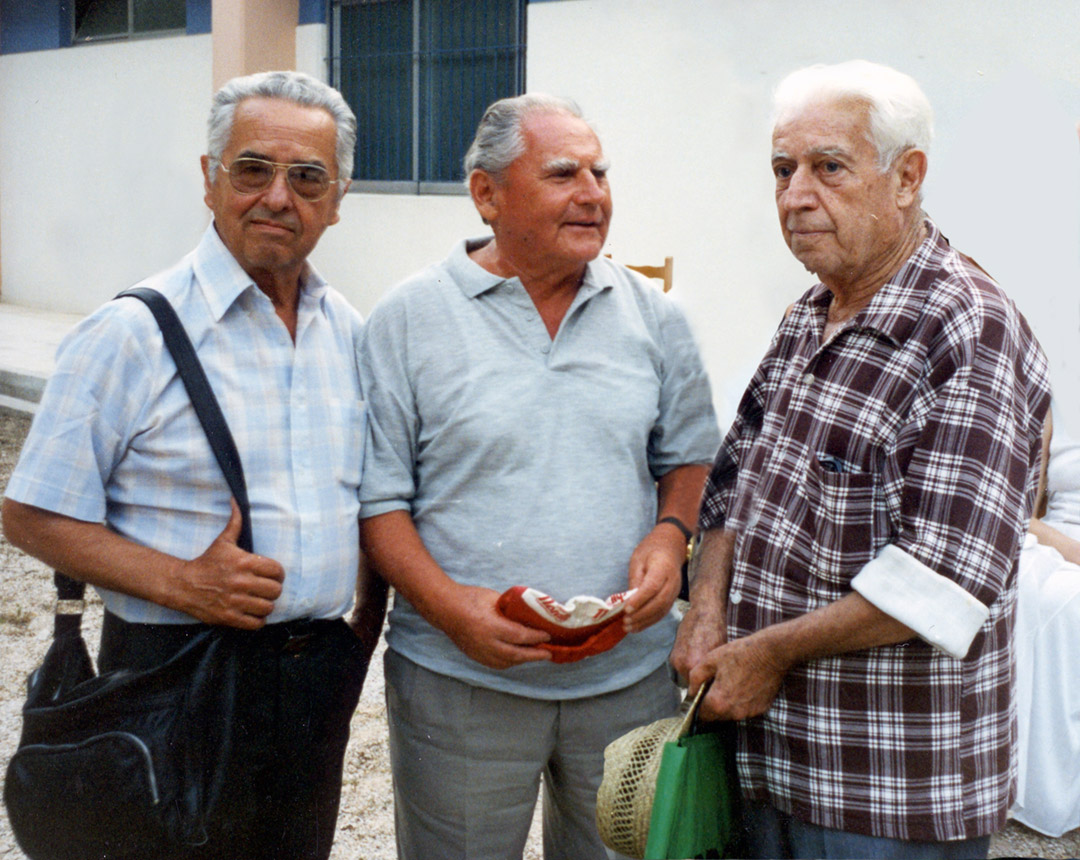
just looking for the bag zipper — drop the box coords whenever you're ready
[18,731,161,805]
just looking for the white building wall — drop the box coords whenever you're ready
[0,35,213,310]
[525,0,1080,432]
[2,3,1078,431]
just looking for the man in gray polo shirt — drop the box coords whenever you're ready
[357,94,720,860]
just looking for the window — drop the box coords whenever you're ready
[331,0,526,193]
[74,0,186,43]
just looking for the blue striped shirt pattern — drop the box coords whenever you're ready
[5,224,366,624]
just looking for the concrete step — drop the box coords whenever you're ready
[0,303,83,414]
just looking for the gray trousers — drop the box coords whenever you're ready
[384,649,680,860]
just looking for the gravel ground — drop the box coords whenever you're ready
[0,405,1077,859]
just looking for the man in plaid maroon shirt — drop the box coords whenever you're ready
[672,61,1051,859]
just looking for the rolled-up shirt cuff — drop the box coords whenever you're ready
[358,499,413,519]
[851,544,989,658]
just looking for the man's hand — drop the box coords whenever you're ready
[670,598,727,684]
[669,528,734,684]
[348,552,390,661]
[439,583,553,670]
[168,500,284,629]
[625,463,710,635]
[622,527,684,634]
[683,590,918,722]
[688,634,788,721]
[1,497,285,629]
[360,510,553,671]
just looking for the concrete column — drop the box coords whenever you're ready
[212,0,299,90]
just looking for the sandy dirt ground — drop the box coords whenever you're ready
[0,406,1077,859]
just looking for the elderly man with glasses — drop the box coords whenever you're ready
[2,71,377,860]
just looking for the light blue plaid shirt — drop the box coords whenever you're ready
[5,224,365,624]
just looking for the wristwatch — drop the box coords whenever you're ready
[658,516,694,600]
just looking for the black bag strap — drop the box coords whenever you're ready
[52,287,253,631]
[116,287,253,553]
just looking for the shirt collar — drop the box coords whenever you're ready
[579,256,615,299]
[448,236,613,301]
[449,237,510,298]
[820,217,948,347]
[191,222,328,322]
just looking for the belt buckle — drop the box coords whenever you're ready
[282,628,315,655]
[280,617,315,652]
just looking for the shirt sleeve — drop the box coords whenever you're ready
[647,298,721,478]
[853,292,1050,657]
[4,306,155,522]
[356,295,420,519]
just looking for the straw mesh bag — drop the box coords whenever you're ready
[595,685,707,858]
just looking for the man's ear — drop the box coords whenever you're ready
[201,155,214,209]
[328,179,351,226]
[895,148,927,209]
[469,169,499,225]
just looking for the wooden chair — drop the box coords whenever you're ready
[607,255,674,292]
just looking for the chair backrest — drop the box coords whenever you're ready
[607,255,675,292]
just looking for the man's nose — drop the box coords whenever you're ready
[780,167,818,210]
[261,167,294,209]
[574,171,606,204]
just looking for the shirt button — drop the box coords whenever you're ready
[729,591,742,604]
[803,373,815,385]
[541,344,551,354]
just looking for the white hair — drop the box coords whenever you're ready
[462,93,594,185]
[772,60,933,170]
[207,70,356,183]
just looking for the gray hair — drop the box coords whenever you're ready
[463,93,592,186]
[772,60,933,170]
[206,70,356,185]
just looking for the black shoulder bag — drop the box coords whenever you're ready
[4,287,254,860]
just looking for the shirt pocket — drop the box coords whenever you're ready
[325,395,367,490]
[803,457,881,587]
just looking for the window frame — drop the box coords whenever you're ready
[330,0,527,195]
[72,0,187,45]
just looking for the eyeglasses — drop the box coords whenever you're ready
[216,157,337,201]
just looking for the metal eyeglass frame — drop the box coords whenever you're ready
[213,156,342,202]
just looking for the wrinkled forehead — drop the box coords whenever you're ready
[519,111,604,161]
[771,96,874,154]
[227,97,338,157]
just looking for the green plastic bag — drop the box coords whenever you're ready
[642,723,734,859]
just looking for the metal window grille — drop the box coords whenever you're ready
[331,0,526,193]
[74,0,186,42]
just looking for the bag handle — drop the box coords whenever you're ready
[676,682,712,739]
[51,287,253,632]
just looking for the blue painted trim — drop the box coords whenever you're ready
[0,0,67,54]
[1,0,207,53]
[299,0,327,25]
[187,0,211,34]
[58,0,72,46]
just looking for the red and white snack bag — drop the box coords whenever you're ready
[495,586,637,663]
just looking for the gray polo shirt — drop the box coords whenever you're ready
[359,238,720,698]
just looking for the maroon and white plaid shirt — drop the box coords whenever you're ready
[699,220,1050,841]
